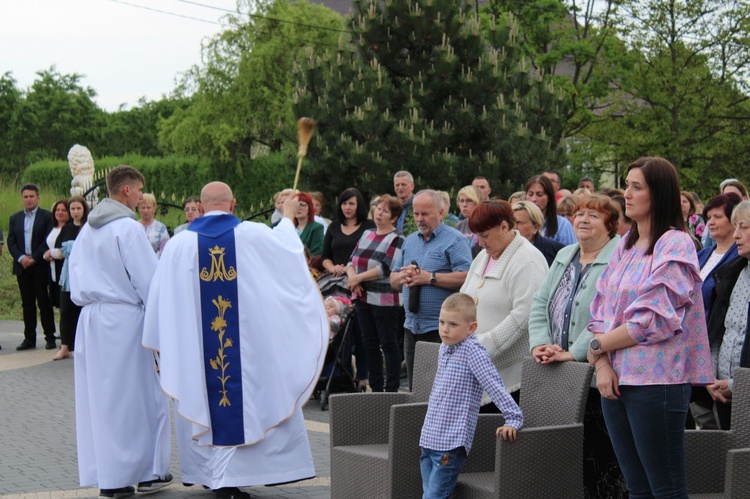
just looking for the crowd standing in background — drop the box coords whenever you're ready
[9,157,750,498]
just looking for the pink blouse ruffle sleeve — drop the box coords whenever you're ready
[588,231,713,386]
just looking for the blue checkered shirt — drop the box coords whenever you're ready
[419,335,523,453]
[393,223,472,334]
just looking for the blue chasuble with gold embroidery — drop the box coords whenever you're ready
[188,214,244,445]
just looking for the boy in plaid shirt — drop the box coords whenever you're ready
[419,293,523,498]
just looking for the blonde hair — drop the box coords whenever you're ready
[558,195,578,215]
[508,191,525,204]
[731,200,750,226]
[441,293,477,322]
[139,193,156,207]
[457,185,484,205]
[436,191,451,211]
[512,201,544,230]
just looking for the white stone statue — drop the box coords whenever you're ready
[67,144,98,206]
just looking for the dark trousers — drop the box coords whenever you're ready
[602,384,690,498]
[17,265,55,344]
[350,317,368,383]
[356,302,401,392]
[404,328,441,391]
[59,290,81,351]
[716,400,732,430]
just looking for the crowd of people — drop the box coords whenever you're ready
[284,162,747,498]
[5,158,750,498]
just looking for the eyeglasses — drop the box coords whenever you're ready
[298,203,308,208]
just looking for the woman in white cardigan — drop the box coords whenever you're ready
[460,200,548,407]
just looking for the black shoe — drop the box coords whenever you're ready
[16,340,35,351]
[215,487,252,499]
[98,486,135,498]
[45,340,56,350]
[137,473,173,493]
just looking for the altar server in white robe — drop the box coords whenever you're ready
[70,165,172,498]
[143,182,328,499]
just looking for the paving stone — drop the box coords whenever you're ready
[0,320,333,498]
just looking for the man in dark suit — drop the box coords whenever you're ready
[7,183,56,350]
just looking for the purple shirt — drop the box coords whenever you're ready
[420,335,523,452]
[588,230,714,386]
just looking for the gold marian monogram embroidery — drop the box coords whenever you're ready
[200,246,237,282]
[208,295,233,407]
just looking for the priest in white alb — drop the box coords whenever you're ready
[142,182,328,499]
[69,165,172,499]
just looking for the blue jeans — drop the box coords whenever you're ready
[420,447,467,499]
[601,384,691,498]
[355,302,402,392]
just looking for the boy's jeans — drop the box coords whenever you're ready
[420,447,467,499]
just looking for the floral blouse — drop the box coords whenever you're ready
[142,220,170,258]
[588,230,713,386]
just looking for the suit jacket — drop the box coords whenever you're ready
[7,207,53,275]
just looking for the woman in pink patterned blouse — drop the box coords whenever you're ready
[586,157,713,498]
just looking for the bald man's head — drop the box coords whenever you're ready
[201,181,236,213]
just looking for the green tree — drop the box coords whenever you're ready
[14,66,104,165]
[0,72,23,172]
[483,0,629,138]
[293,0,568,201]
[571,0,750,194]
[100,96,189,157]
[159,0,345,161]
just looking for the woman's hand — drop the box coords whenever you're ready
[43,249,52,262]
[707,380,733,403]
[532,345,573,364]
[595,362,620,400]
[330,264,347,276]
[586,347,602,366]
[347,273,361,289]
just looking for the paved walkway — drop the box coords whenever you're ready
[0,321,332,499]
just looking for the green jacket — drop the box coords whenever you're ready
[528,236,620,361]
[298,221,324,256]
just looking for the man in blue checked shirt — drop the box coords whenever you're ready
[420,293,523,499]
[390,189,473,390]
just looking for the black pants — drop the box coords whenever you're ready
[356,302,402,392]
[17,265,55,344]
[404,328,441,391]
[59,290,81,351]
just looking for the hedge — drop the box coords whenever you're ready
[22,152,298,217]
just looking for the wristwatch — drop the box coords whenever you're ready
[589,338,603,355]
[430,272,437,285]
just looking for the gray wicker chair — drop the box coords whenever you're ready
[688,367,750,498]
[329,341,440,499]
[453,356,593,499]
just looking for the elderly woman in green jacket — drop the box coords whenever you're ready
[528,194,625,498]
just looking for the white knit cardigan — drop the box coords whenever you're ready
[460,231,549,393]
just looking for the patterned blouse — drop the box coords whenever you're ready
[142,220,170,258]
[588,230,713,386]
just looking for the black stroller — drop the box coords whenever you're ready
[313,274,358,410]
